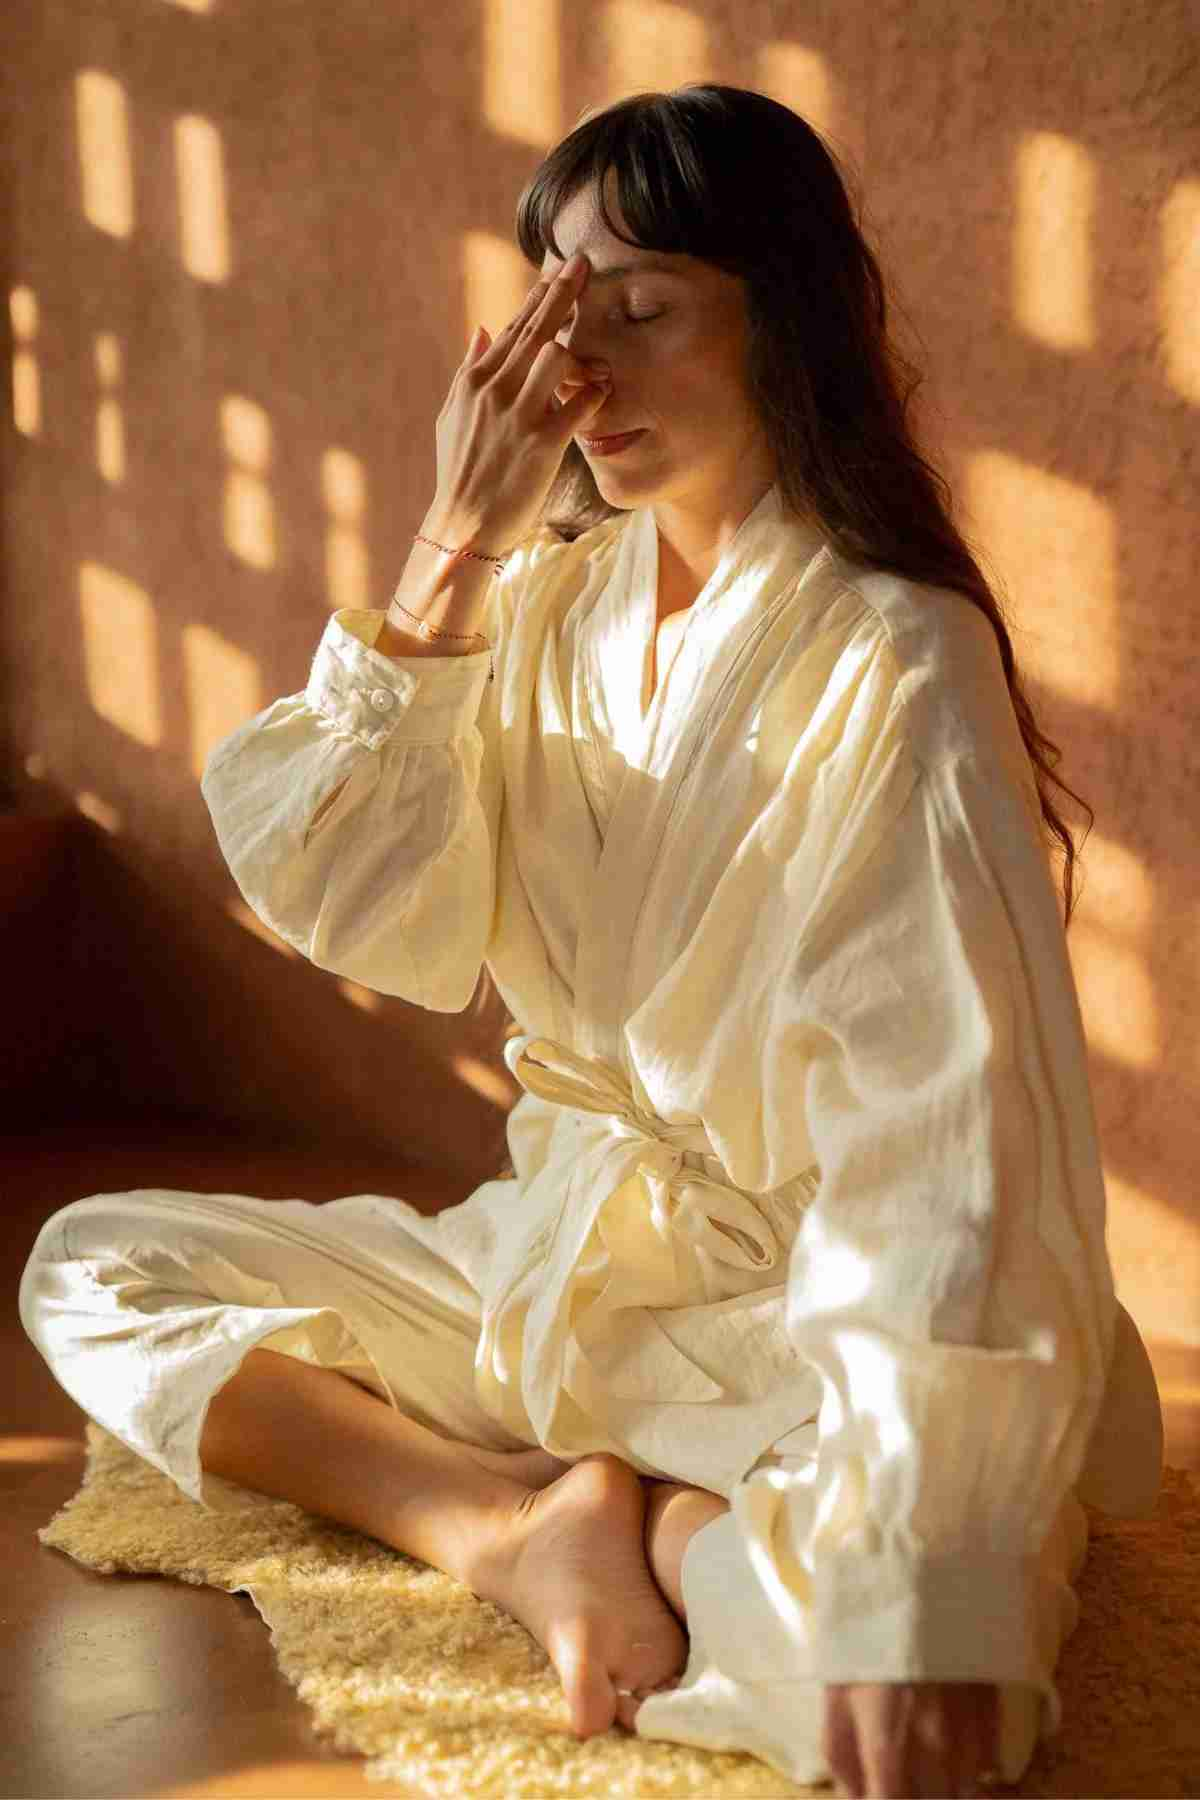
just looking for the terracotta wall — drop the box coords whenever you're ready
[2,3,1197,1331]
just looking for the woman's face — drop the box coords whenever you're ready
[539,173,774,514]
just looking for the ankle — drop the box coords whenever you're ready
[453,1476,540,1601]
[387,1450,534,1593]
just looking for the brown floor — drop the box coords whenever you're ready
[3,1120,1197,1800]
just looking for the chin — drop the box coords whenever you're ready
[590,447,661,489]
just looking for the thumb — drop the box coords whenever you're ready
[556,374,612,431]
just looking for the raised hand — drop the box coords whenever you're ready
[432,252,612,554]
[822,1680,1000,1799]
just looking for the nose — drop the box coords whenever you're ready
[554,306,613,402]
[556,304,585,353]
[554,293,605,361]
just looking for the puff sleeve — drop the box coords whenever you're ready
[200,553,516,1012]
[732,666,1126,1703]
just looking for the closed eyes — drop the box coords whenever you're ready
[558,292,664,326]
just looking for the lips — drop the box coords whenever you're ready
[580,428,644,446]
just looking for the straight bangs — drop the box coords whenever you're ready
[515,93,738,276]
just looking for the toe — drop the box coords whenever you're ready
[555,1632,622,1740]
[611,1672,683,1734]
[612,1689,644,1733]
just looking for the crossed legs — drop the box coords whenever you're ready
[199,1346,729,1623]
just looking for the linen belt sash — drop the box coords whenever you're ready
[491,1032,813,1440]
[505,1033,782,1272]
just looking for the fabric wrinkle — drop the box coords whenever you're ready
[472,1033,822,1461]
[21,480,1162,1792]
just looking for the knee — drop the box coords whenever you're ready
[19,1196,94,1329]
[22,1193,128,1275]
[18,1192,159,1337]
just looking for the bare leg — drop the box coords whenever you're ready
[198,1346,533,1589]
[198,1347,687,1739]
[641,1478,731,1620]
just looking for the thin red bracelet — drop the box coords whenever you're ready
[387,531,509,683]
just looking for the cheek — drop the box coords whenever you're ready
[652,342,738,417]
[636,323,712,390]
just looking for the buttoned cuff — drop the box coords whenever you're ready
[304,609,492,749]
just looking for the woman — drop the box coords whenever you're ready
[20,85,1163,1799]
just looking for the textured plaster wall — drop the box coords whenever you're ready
[1,4,1197,1330]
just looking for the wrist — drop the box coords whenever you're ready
[421,502,512,564]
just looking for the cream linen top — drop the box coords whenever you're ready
[201,480,1163,1700]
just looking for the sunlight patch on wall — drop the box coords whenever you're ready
[225,896,299,958]
[755,43,862,175]
[483,0,560,148]
[452,1050,515,1107]
[220,394,276,569]
[181,623,262,780]
[1104,1170,1200,1345]
[463,229,531,350]
[79,562,163,747]
[76,70,134,240]
[10,286,40,438]
[174,114,231,284]
[75,791,122,834]
[94,332,125,484]
[1158,178,1200,403]
[1069,830,1157,1069]
[600,3,713,97]
[962,450,1116,708]
[338,979,382,1013]
[1012,132,1096,352]
[321,448,370,612]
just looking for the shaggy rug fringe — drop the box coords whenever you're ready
[35,1423,1200,1798]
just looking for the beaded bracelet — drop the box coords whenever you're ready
[388,530,507,680]
[387,531,510,683]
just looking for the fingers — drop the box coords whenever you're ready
[473,256,588,389]
[464,322,491,363]
[823,1689,867,1798]
[824,1681,996,1799]
[524,340,611,433]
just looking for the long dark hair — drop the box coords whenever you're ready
[512,83,1092,930]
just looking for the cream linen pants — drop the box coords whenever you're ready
[20,1182,1076,1789]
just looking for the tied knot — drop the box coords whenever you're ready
[504,1034,780,1271]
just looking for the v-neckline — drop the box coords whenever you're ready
[573,482,831,1058]
[635,483,782,728]
[578,480,829,821]
[641,607,692,722]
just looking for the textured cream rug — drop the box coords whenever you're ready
[36,1423,1200,1798]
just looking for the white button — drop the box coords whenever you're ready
[369,688,395,712]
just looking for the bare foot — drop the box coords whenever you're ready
[468,1452,687,1740]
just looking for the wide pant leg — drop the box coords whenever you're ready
[18,1184,536,1514]
[634,1423,1091,1790]
[20,1181,1089,1788]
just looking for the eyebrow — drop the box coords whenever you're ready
[545,254,683,282]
